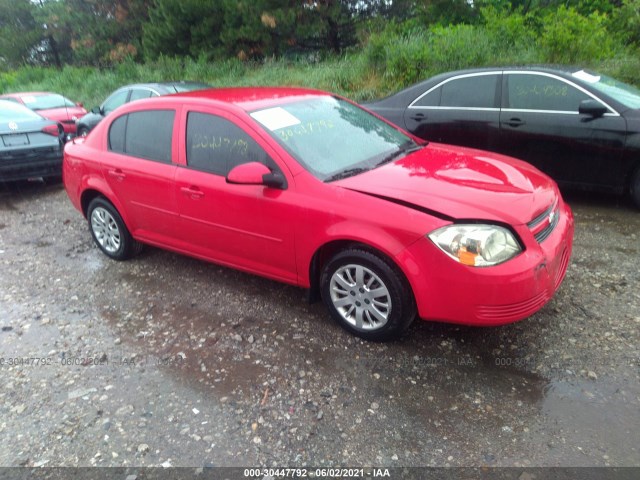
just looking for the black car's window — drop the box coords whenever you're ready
[186,112,272,176]
[108,110,175,163]
[413,87,441,107]
[129,89,154,101]
[415,74,498,108]
[506,74,591,112]
[102,90,129,115]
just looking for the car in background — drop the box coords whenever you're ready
[366,67,640,208]
[0,99,64,182]
[63,87,573,341]
[76,81,210,136]
[0,91,86,139]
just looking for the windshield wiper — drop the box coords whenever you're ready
[324,167,369,182]
[375,142,423,167]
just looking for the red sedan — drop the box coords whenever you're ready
[1,91,87,137]
[63,87,573,341]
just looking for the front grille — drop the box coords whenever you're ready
[527,202,559,244]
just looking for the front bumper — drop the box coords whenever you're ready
[397,200,574,326]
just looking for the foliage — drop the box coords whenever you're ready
[538,6,614,64]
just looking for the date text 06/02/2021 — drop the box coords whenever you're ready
[243,468,392,478]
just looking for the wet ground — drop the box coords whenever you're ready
[0,182,638,468]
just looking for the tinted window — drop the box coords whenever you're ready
[129,89,154,101]
[440,75,498,108]
[102,90,129,115]
[108,115,127,153]
[186,112,271,176]
[414,87,441,107]
[507,74,591,111]
[108,110,175,163]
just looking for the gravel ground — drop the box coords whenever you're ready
[0,181,638,468]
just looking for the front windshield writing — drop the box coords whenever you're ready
[251,97,412,181]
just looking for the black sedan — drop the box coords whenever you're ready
[0,100,64,182]
[76,81,210,136]
[366,67,640,208]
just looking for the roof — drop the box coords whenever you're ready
[172,86,331,111]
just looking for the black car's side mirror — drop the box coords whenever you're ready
[579,99,608,118]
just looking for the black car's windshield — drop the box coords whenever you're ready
[572,70,640,109]
[250,97,418,181]
[0,100,43,122]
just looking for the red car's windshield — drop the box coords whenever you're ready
[251,97,417,181]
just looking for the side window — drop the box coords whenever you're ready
[440,75,498,108]
[414,87,441,107]
[507,74,591,112]
[108,115,127,153]
[102,90,129,115]
[186,112,271,176]
[108,110,175,163]
[129,89,154,101]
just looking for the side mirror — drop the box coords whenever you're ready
[91,106,102,114]
[76,102,84,108]
[579,99,608,118]
[226,162,286,189]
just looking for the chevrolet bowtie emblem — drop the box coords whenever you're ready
[8,121,18,131]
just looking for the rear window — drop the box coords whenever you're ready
[0,100,43,122]
[108,110,175,163]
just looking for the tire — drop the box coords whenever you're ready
[78,126,90,137]
[320,248,416,341]
[87,197,142,261]
[631,167,640,210]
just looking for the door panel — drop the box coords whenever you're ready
[499,73,627,188]
[404,73,501,152]
[175,110,297,283]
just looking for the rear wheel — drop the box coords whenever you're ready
[87,197,142,260]
[320,248,416,341]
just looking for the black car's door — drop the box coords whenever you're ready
[403,72,502,152]
[499,72,627,189]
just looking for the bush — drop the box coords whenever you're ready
[538,6,614,64]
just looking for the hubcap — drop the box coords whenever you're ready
[329,264,391,331]
[91,207,121,253]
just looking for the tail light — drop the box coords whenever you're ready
[42,123,64,137]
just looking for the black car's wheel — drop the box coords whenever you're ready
[77,126,90,137]
[87,197,142,260]
[320,248,416,341]
[631,167,640,210]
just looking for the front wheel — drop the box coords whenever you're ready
[87,197,142,260]
[320,248,416,341]
[77,126,90,137]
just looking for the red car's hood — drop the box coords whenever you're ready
[335,143,557,225]
[37,106,87,123]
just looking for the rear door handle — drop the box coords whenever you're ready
[504,118,525,127]
[108,169,125,181]
[409,112,426,121]
[180,186,205,199]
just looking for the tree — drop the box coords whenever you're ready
[0,0,43,68]
[143,0,225,60]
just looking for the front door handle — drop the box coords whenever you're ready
[180,186,204,199]
[505,118,526,127]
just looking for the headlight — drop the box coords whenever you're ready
[428,224,522,267]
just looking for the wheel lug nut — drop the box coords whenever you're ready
[350,291,356,296]
[356,301,361,307]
